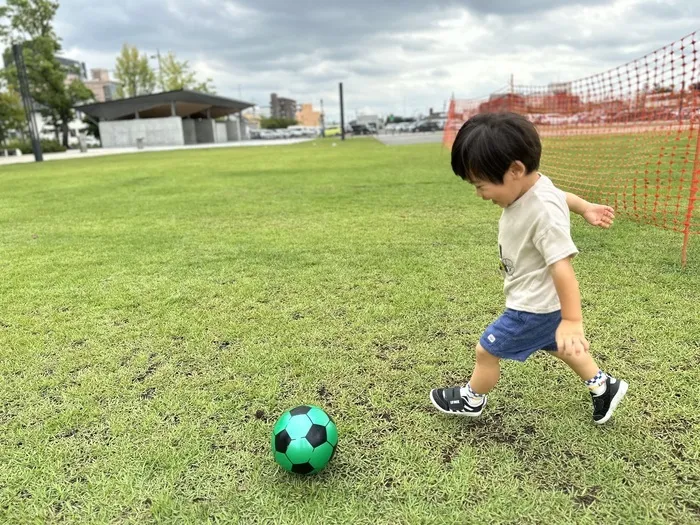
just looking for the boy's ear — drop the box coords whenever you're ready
[509,161,527,179]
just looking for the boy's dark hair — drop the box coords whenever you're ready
[450,112,542,184]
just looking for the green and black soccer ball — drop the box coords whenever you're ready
[271,405,338,475]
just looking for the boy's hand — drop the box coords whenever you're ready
[582,204,615,228]
[556,319,590,356]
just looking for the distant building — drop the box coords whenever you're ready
[271,93,297,120]
[356,114,384,131]
[242,109,263,130]
[84,69,120,102]
[478,93,527,114]
[58,56,88,82]
[295,103,321,127]
[427,108,447,119]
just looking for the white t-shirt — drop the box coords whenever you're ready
[498,174,578,313]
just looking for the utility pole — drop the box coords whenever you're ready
[339,82,345,141]
[320,98,325,137]
[12,43,42,162]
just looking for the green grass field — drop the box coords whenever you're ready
[1,139,699,524]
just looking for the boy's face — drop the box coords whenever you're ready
[472,173,521,208]
[471,161,535,208]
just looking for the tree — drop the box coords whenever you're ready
[82,115,99,139]
[0,0,58,41]
[652,83,674,94]
[261,117,297,129]
[114,44,156,98]
[0,0,94,147]
[10,37,93,146]
[192,79,215,94]
[0,88,26,145]
[384,115,414,124]
[53,78,93,145]
[160,51,215,94]
[0,5,8,42]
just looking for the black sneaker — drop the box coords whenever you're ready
[592,376,628,424]
[430,386,487,417]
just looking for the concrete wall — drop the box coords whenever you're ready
[215,122,228,143]
[225,120,239,141]
[99,117,184,148]
[194,119,215,144]
[182,119,197,145]
[225,117,249,141]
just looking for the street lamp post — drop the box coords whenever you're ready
[150,49,163,92]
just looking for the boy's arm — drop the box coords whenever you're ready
[550,256,590,356]
[565,192,591,216]
[566,192,615,228]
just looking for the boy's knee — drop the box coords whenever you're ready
[475,343,497,363]
[550,347,564,358]
[551,348,585,362]
[551,348,573,362]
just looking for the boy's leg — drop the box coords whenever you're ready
[430,344,499,417]
[552,349,628,424]
[551,348,599,382]
[469,343,501,394]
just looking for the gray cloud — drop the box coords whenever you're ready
[461,0,614,15]
[51,0,700,120]
[633,0,696,19]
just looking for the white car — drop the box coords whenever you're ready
[257,129,278,139]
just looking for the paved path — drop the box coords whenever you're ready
[0,138,312,166]
[375,131,444,146]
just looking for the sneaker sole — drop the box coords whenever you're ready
[595,380,628,425]
[429,391,486,417]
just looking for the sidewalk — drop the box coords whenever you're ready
[0,138,312,166]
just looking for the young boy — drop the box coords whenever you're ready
[430,112,628,424]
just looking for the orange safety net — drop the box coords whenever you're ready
[443,32,700,265]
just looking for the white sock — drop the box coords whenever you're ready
[585,370,608,396]
[459,382,485,406]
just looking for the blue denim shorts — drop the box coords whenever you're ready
[479,308,562,362]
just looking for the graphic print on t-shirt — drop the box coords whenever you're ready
[499,244,514,277]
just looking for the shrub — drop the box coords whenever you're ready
[5,139,67,154]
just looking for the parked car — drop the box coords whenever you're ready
[257,129,278,139]
[412,120,442,132]
[384,123,400,134]
[350,123,374,135]
[288,126,320,137]
[324,127,342,137]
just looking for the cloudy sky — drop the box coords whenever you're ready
[55,0,700,122]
